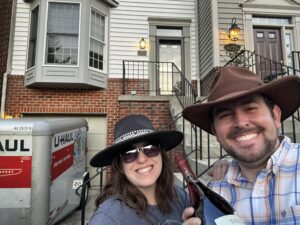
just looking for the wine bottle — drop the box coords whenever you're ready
[175,154,245,225]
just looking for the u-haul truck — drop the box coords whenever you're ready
[0,118,89,225]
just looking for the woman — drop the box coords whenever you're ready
[89,114,190,225]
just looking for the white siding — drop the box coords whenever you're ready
[109,0,197,79]
[11,0,30,75]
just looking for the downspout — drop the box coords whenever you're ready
[1,0,17,118]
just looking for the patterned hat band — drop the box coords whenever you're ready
[114,129,154,144]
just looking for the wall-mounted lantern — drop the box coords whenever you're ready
[224,17,241,58]
[140,38,146,50]
[228,17,240,42]
[138,38,147,56]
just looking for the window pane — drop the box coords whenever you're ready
[89,8,106,70]
[46,2,79,65]
[89,39,104,70]
[252,16,291,26]
[268,32,276,39]
[285,32,293,67]
[100,15,105,41]
[157,28,182,37]
[27,6,39,69]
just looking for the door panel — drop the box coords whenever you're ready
[253,28,283,81]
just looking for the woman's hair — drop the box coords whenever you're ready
[95,148,175,214]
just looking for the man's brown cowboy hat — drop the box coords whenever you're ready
[182,66,300,134]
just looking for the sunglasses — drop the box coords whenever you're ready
[120,144,161,164]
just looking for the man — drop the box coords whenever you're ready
[182,66,300,224]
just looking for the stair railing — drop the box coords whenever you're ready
[122,60,197,105]
[225,49,300,81]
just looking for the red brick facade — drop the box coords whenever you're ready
[5,75,176,148]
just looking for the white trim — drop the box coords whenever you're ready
[283,29,295,66]
[88,6,108,74]
[211,0,220,67]
[25,3,39,71]
[242,3,300,63]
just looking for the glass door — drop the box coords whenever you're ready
[157,38,183,95]
[156,28,183,95]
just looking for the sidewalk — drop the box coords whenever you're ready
[56,188,99,225]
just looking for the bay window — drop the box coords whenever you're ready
[24,0,117,89]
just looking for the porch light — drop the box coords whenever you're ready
[228,17,240,42]
[140,38,146,49]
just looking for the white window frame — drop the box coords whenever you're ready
[27,5,39,70]
[283,29,294,67]
[89,7,108,73]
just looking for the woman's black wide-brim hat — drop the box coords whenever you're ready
[90,114,183,167]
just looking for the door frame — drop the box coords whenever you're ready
[242,3,300,66]
[148,18,192,96]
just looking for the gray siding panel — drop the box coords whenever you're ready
[198,0,213,78]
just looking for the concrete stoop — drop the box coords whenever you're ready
[169,96,222,158]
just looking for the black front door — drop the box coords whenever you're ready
[253,28,283,81]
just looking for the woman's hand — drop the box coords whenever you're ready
[182,207,202,225]
[207,159,230,181]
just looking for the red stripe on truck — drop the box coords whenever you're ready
[0,156,32,188]
[51,144,74,181]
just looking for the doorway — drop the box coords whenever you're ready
[253,28,283,81]
[156,38,183,95]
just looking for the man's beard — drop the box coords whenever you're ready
[223,128,278,164]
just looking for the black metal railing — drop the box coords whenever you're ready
[292,51,300,74]
[122,60,197,108]
[76,167,107,225]
[122,60,180,95]
[225,50,300,82]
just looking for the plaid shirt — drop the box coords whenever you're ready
[208,136,300,225]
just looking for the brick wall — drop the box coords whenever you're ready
[6,76,122,145]
[200,66,221,96]
[0,0,13,90]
